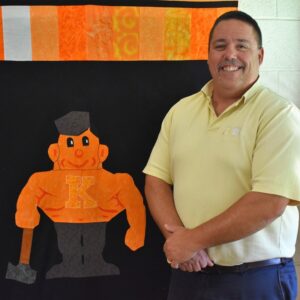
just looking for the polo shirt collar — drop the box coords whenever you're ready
[201,77,262,104]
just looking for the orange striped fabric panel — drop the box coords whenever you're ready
[30,6,59,61]
[0,7,4,60]
[1,5,237,61]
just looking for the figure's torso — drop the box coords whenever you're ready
[20,169,125,223]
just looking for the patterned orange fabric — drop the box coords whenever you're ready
[58,6,88,60]
[85,6,114,60]
[30,6,59,61]
[0,5,237,61]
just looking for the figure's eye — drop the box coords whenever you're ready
[67,137,74,147]
[82,136,89,146]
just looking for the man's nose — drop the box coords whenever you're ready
[75,149,83,158]
[223,45,237,60]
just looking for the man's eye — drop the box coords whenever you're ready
[238,44,248,50]
[67,137,74,147]
[82,136,89,146]
[215,45,225,50]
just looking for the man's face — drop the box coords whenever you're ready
[208,19,264,94]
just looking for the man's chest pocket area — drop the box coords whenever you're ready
[213,126,249,169]
[220,126,242,142]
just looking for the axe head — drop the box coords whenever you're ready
[6,262,37,284]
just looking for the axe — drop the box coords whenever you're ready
[6,228,37,284]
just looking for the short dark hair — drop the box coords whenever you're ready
[209,11,262,49]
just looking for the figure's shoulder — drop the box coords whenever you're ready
[95,169,133,184]
[27,170,54,180]
[114,172,134,184]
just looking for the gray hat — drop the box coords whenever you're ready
[55,111,90,135]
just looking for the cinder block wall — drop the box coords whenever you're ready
[239,0,300,296]
[239,0,300,106]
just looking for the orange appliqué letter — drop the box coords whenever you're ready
[65,176,96,208]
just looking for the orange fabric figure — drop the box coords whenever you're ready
[16,127,145,250]
[7,111,145,283]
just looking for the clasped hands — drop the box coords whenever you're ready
[164,224,213,272]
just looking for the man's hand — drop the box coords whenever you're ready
[164,224,200,265]
[179,250,214,272]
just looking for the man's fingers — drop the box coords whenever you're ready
[186,262,194,272]
[195,250,214,268]
[207,259,214,267]
[199,252,214,267]
[171,262,179,269]
[179,263,187,272]
[192,261,202,272]
[197,252,208,268]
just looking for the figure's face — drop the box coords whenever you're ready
[57,129,101,170]
[208,19,264,95]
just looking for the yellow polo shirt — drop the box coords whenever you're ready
[144,79,300,265]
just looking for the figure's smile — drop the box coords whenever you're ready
[61,158,96,169]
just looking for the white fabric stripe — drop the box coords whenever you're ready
[2,6,32,61]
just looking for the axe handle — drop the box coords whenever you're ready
[19,228,33,264]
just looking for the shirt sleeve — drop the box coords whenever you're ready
[251,104,300,202]
[143,107,174,184]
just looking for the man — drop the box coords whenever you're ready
[143,11,300,300]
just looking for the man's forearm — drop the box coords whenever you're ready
[144,175,182,238]
[164,191,289,263]
[192,191,289,249]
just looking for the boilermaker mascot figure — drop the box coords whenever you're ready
[6,111,146,284]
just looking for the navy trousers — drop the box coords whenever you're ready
[167,259,297,300]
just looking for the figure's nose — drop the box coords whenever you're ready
[75,149,83,158]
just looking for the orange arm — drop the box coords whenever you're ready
[116,173,146,251]
[15,173,43,229]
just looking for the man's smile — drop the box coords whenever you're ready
[220,65,242,72]
[218,61,244,73]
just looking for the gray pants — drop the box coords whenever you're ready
[46,222,119,279]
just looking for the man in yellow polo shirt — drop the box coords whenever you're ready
[144,10,300,300]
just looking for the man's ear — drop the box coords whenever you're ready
[258,47,264,65]
[48,143,60,162]
[98,144,109,163]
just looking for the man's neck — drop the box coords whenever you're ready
[212,90,242,116]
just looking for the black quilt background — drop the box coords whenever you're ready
[0,60,212,299]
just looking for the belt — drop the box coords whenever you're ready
[200,258,292,274]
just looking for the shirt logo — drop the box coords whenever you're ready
[223,127,241,137]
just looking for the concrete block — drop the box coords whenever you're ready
[278,71,300,106]
[277,0,300,19]
[239,0,276,18]
[258,20,300,71]
[259,71,279,94]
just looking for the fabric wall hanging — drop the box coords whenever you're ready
[0,1,238,299]
[0,4,234,61]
